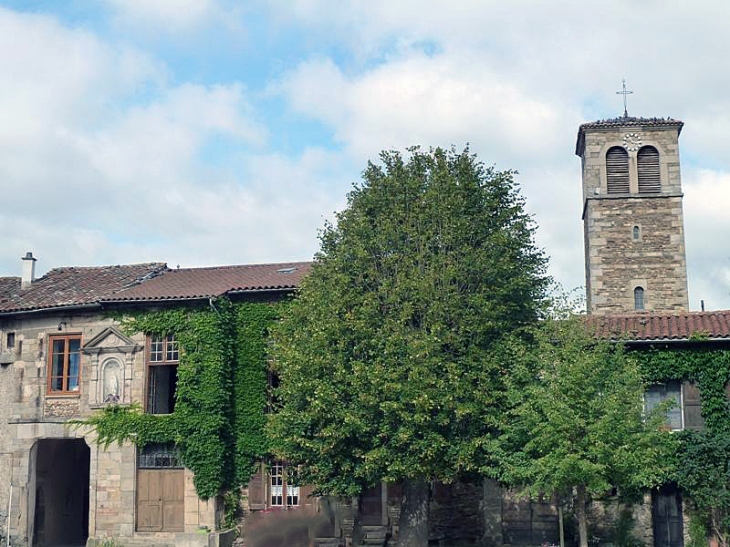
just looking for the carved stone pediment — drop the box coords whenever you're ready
[82,326,140,355]
[84,326,139,407]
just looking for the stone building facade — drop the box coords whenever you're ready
[576,118,689,314]
[0,257,310,547]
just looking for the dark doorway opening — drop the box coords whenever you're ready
[360,482,384,526]
[652,485,684,547]
[32,439,90,547]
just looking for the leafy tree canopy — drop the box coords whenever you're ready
[268,146,549,498]
[501,315,678,547]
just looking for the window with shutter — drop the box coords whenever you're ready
[637,146,661,193]
[606,147,629,194]
[645,380,683,430]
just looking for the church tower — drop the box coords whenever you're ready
[576,117,689,315]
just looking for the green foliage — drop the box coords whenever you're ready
[268,146,549,497]
[77,299,283,501]
[502,316,677,547]
[635,348,730,433]
[688,512,710,547]
[503,316,677,497]
[233,303,284,485]
[674,429,730,546]
[613,507,645,547]
[632,347,730,545]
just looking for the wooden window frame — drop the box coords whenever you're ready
[46,334,82,396]
[145,334,179,414]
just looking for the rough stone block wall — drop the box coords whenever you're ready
[578,122,689,314]
[585,196,689,314]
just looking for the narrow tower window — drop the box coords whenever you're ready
[637,146,661,193]
[632,226,640,240]
[606,147,630,194]
[634,286,645,310]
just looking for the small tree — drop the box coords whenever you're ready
[269,147,548,547]
[675,429,730,547]
[502,315,678,547]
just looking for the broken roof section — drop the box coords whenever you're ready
[0,261,311,315]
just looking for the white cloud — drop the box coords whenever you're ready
[103,0,226,32]
[683,168,730,310]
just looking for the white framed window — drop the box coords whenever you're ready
[270,460,299,507]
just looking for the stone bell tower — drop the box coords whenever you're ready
[576,117,689,315]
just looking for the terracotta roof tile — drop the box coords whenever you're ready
[103,262,312,302]
[591,310,730,342]
[0,263,167,313]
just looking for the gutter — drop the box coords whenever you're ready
[624,337,730,346]
[0,303,100,318]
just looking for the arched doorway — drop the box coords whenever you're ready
[31,439,90,546]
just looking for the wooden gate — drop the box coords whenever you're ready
[652,487,683,547]
[137,469,184,532]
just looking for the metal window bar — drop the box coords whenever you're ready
[138,444,183,468]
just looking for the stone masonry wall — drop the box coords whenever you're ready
[578,122,689,314]
[0,310,218,547]
[585,195,689,314]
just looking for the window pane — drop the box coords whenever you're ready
[150,335,163,362]
[645,382,682,430]
[67,351,80,391]
[50,340,66,391]
[166,334,179,361]
[634,287,645,310]
[287,485,300,506]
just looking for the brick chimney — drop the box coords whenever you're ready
[21,252,36,288]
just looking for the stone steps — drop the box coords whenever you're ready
[359,525,387,546]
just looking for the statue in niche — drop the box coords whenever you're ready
[102,360,122,404]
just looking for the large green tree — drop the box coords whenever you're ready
[268,147,548,547]
[501,315,678,547]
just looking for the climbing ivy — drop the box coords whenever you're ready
[634,345,730,544]
[634,346,730,433]
[74,298,285,502]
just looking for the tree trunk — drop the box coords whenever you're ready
[576,484,588,547]
[397,477,430,547]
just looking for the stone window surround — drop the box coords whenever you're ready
[598,140,668,196]
[629,278,648,311]
[47,333,83,396]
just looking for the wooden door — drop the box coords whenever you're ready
[137,469,184,532]
[652,487,683,547]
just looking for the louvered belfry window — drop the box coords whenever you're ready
[637,146,661,193]
[606,147,629,194]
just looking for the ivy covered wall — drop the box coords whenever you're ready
[634,344,730,543]
[79,298,285,501]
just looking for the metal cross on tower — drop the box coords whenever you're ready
[616,79,633,118]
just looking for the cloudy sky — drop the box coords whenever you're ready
[1,1,729,310]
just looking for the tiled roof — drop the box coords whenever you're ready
[0,263,167,313]
[103,262,312,302]
[591,311,730,342]
[575,117,683,155]
[579,117,683,132]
